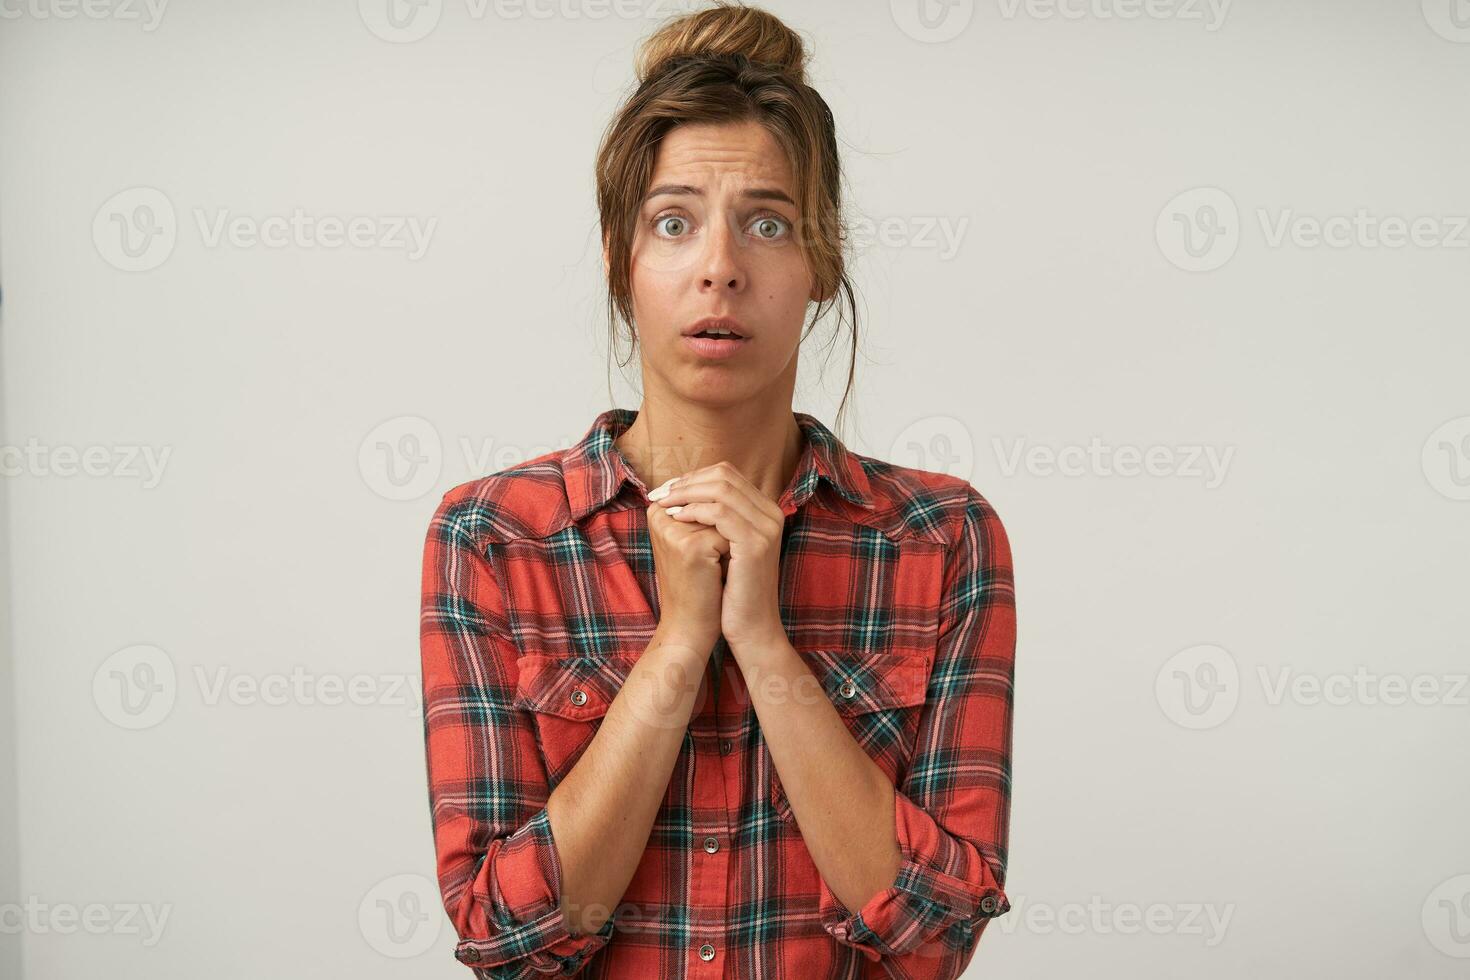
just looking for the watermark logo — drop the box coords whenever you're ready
[359,874,442,957]
[359,0,444,42]
[359,416,443,502]
[891,0,976,43]
[93,187,177,272]
[1155,643,1239,729]
[1423,0,1470,42]
[1422,415,1470,501]
[93,644,178,730]
[890,416,976,479]
[1156,187,1239,272]
[1423,874,1470,957]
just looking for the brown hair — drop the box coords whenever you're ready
[595,0,860,436]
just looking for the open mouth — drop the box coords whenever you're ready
[682,328,748,359]
[683,316,748,341]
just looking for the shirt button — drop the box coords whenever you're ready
[698,943,715,961]
[703,835,719,854]
[458,947,481,963]
[979,895,999,915]
[838,680,857,699]
[720,739,732,755]
[570,689,588,706]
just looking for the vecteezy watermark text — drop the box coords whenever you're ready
[93,644,423,730]
[1158,187,1470,272]
[1,439,171,488]
[0,898,172,946]
[993,436,1235,488]
[0,0,168,30]
[996,0,1231,31]
[1156,643,1470,729]
[94,187,437,272]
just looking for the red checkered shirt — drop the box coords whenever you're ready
[419,408,1016,979]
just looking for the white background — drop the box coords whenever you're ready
[2,0,1468,977]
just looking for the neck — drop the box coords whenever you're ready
[614,393,805,503]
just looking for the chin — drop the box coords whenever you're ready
[670,374,763,409]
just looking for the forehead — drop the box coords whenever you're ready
[647,119,794,188]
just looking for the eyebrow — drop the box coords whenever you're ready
[643,184,796,207]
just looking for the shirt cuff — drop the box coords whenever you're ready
[453,806,615,975]
[818,788,1010,962]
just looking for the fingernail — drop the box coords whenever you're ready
[648,477,678,501]
[666,505,683,515]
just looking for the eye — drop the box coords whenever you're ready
[652,213,690,238]
[750,214,790,241]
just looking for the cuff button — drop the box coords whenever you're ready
[979,895,999,915]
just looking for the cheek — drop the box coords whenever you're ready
[759,251,815,311]
[629,230,690,293]
[628,252,677,323]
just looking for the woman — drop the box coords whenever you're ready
[419,4,1016,977]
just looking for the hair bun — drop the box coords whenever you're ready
[635,2,808,85]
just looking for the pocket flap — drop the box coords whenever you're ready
[513,653,632,721]
[803,650,929,715]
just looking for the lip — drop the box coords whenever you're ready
[680,315,750,360]
[681,316,749,339]
[682,334,749,359]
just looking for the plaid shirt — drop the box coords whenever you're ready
[419,408,1016,979]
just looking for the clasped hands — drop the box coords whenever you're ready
[647,460,789,656]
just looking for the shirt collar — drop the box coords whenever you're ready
[564,407,875,523]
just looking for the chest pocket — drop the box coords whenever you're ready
[768,651,930,823]
[514,653,631,790]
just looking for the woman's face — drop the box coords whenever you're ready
[617,118,820,409]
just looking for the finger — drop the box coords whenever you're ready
[657,474,780,530]
[664,500,763,548]
[667,487,782,545]
[696,525,732,556]
[648,501,692,541]
[651,501,720,545]
[662,461,780,516]
[652,498,733,546]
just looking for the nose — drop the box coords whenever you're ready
[699,211,745,294]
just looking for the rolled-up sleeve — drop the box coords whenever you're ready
[420,488,614,978]
[818,486,1016,977]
